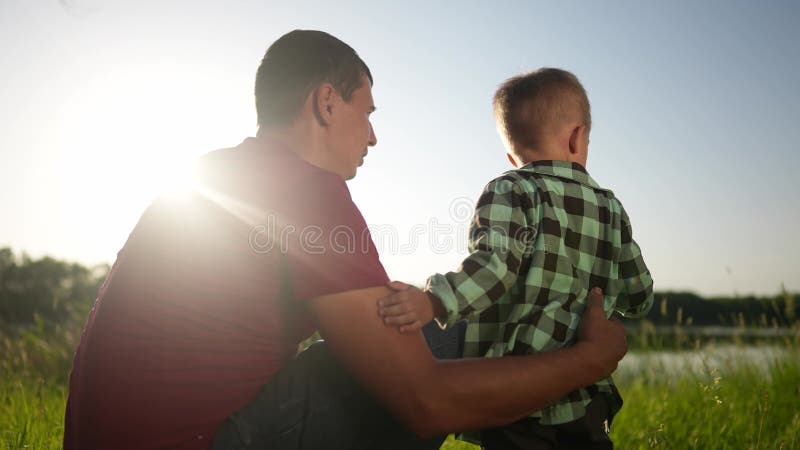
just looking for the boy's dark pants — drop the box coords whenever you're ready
[212,321,466,450]
[480,392,615,450]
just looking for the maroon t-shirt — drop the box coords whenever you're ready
[63,137,389,449]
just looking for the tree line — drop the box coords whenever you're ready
[0,247,795,328]
[0,247,107,327]
[622,290,796,328]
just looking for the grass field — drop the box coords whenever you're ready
[2,321,798,449]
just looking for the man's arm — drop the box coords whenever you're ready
[309,286,625,438]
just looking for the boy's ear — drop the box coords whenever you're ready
[568,125,588,155]
[506,153,519,168]
[313,83,336,127]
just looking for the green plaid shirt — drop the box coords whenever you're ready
[426,160,653,425]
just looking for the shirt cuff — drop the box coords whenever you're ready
[425,273,461,328]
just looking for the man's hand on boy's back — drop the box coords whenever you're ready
[576,287,628,377]
[377,281,446,333]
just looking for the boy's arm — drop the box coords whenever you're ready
[615,205,654,317]
[428,176,537,327]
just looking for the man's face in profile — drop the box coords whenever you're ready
[328,73,378,180]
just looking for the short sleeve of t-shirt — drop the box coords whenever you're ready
[283,171,389,301]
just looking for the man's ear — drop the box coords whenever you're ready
[568,125,588,155]
[506,153,519,168]
[313,83,336,127]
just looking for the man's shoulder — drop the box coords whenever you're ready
[193,137,350,205]
[195,137,259,166]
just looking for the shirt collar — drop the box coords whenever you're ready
[517,160,608,191]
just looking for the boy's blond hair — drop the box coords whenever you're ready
[493,68,591,153]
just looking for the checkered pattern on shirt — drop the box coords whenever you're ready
[426,160,653,425]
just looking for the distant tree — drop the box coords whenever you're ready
[622,290,797,327]
[0,247,108,325]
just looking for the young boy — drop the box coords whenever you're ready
[378,68,654,449]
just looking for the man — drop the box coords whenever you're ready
[64,30,626,450]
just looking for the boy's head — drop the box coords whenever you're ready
[493,68,591,167]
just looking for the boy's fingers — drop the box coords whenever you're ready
[383,313,417,326]
[378,302,411,316]
[387,280,411,292]
[377,292,407,308]
[399,321,423,333]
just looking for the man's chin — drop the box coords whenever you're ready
[345,161,364,180]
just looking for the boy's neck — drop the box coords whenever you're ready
[509,124,589,168]
[513,149,586,168]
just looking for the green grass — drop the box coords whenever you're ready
[2,324,799,449]
[610,350,800,449]
[439,347,800,450]
[1,378,66,449]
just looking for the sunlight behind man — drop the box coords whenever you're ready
[158,159,201,201]
[46,65,253,265]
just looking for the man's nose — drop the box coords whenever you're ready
[368,122,377,147]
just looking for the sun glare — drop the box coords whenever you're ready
[47,65,253,263]
[157,160,201,201]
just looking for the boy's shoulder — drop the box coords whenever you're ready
[481,162,631,217]
[478,169,536,200]
[478,162,630,215]
[511,161,616,196]
[478,165,573,202]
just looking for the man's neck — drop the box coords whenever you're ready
[257,124,330,170]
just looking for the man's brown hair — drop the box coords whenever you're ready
[493,68,591,152]
[255,30,372,127]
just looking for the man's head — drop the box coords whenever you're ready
[255,30,377,179]
[256,30,372,127]
[493,68,591,167]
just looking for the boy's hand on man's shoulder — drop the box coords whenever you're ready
[377,281,436,333]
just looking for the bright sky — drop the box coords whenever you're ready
[1,0,798,297]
